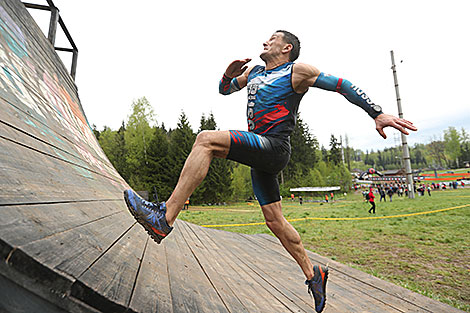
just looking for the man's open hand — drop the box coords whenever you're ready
[225,58,251,78]
[375,113,417,139]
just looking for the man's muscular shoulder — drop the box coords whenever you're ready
[292,63,321,94]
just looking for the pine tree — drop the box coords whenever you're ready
[168,111,196,189]
[328,134,342,165]
[97,123,128,181]
[231,164,252,201]
[285,114,318,183]
[145,126,173,201]
[115,122,129,181]
[192,112,233,204]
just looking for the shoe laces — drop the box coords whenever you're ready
[142,199,166,215]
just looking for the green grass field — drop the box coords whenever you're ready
[179,188,470,311]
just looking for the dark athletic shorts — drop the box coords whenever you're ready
[226,130,290,206]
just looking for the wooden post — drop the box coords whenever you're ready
[47,5,59,45]
[390,50,415,199]
[71,49,78,80]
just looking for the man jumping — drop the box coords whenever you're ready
[124,30,417,313]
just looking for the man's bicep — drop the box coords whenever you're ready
[292,63,321,93]
[303,64,321,86]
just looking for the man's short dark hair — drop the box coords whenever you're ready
[276,30,300,62]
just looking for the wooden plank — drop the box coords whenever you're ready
[177,221,250,313]
[244,234,407,312]
[184,222,270,313]
[128,237,173,313]
[203,226,319,312]
[194,222,302,312]
[0,88,109,179]
[0,272,72,313]
[0,3,82,145]
[19,212,135,280]
[164,220,229,313]
[198,229,413,312]
[0,1,115,186]
[0,137,126,205]
[0,120,125,191]
[0,201,125,247]
[0,103,118,181]
[0,213,135,312]
[0,73,109,171]
[71,224,148,313]
[2,0,77,91]
[232,233,384,312]
[236,231,435,312]
[254,233,463,313]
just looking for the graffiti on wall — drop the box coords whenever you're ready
[0,4,125,187]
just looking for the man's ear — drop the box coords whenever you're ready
[282,43,293,55]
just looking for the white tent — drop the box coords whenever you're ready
[290,187,340,192]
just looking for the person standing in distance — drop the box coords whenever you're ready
[368,188,376,214]
[124,30,417,313]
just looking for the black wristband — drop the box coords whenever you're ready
[368,105,383,119]
[370,111,383,119]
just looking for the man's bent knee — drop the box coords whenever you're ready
[194,130,212,146]
[194,130,230,158]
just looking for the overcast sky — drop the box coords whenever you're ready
[28,0,470,151]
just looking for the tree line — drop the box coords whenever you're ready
[94,98,469,204]
[93,97,351,204]
[357,127,470,171]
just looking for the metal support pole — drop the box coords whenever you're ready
[24,1,78,80]
[71,49,78,80]
[47,5,59,45]
[391,50,415,199]
[340,135,345,164]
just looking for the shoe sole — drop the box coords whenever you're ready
[313,265,329,313]
[124,190,166,244]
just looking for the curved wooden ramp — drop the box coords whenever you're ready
[0,1,463,312]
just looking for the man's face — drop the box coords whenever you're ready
[260,32,288,61]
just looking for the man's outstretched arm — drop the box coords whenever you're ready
[313,72,384,119]
[293,63,417,138]
[313,73,417,138]
[219,58,251,95]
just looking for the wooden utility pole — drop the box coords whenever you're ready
[390,50,415,199]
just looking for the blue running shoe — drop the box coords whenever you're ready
[305,265,329,313]
[124,189,173,244]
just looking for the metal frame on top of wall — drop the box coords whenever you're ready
[22,0,78,80]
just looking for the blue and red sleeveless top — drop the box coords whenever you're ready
[246,62,305,139]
